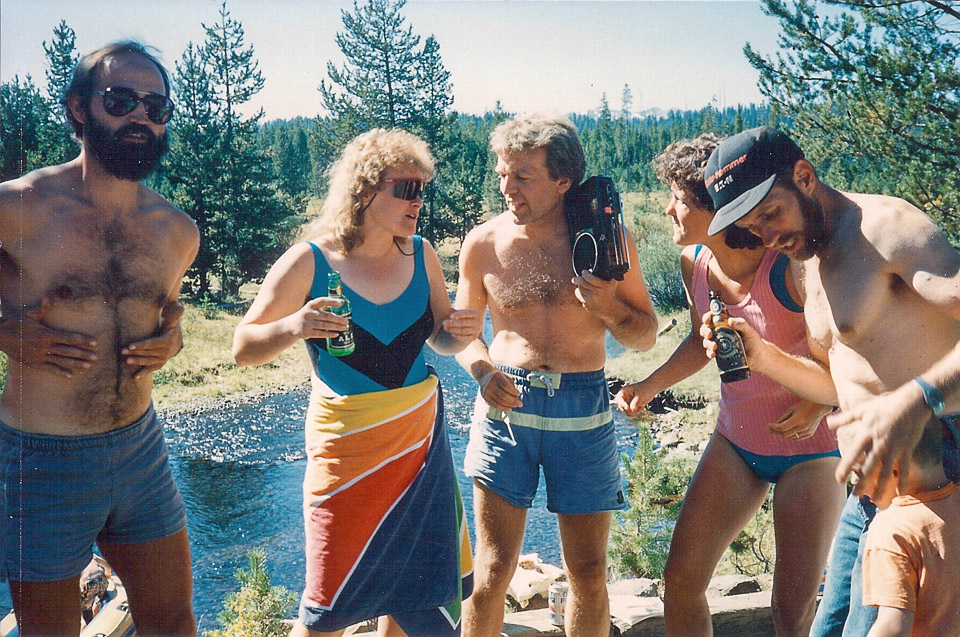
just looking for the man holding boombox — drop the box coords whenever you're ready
[454,113,658,637]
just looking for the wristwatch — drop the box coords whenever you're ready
[913,376,946,417]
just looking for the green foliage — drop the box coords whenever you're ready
[746,0,960,244]
[0,22,79,180]
[206,548,296,637]
[728,493,775,576]
[164,2,301,299]
[259,119,313,200]
[1,76,48,181]
[321,0,421,137]
[609,421,689,579]
[575,103,772,193]
[314,0,489,245]
[623,192,687,313]
[38,20,80,166]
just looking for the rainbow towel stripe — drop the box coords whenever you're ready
[299,375,472,635]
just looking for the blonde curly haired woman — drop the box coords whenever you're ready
[234,129,479,636]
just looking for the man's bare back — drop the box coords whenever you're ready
[0,162,198,433]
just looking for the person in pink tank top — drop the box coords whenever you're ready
[614,134,845,636]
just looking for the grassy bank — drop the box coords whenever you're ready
[152,304,312,411]
[156,305,721,412]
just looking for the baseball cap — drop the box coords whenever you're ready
[704,126,805,236]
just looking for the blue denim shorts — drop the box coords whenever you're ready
[464,365,625,515]
[0,406,186,582]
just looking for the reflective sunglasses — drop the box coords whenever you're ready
[97,86,175,125]
[382,178,426,201]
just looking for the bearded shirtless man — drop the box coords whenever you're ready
[455,114,658,637]
[0,42,199,636]
[701,126,960,636]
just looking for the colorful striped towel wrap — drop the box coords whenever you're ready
[299,373,473,635]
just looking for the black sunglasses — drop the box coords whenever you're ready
[97,86,175,125]
[382,178,425,201]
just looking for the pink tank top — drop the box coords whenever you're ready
[691,247,838,456]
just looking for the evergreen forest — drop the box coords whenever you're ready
[2,0,958,305]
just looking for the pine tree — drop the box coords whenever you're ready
[208,549,297,637]
[620,83,633,120]
[412,34,456,241]
[42,21,78,104]
[0,76,48,180]
[745,0,960,242]
[164,2,300,299]
[39,20,80,165]
[166,43,221,297]
[321,0,421,140]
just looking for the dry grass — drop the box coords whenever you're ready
[605,309,719,403]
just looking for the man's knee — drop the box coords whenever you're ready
[565,554,607,592]
[473,551,519,595]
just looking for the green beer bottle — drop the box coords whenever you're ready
[326,271,355,356]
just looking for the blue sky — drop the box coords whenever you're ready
[1,0,784,120]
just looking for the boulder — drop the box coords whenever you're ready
[707,574,763,597]
[506,553,565,610]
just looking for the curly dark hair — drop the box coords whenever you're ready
[653,133,722,212]
[654,133,761,250]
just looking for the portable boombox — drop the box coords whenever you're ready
[564,175,631,281]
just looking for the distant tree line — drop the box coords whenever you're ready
[3,0,957,301]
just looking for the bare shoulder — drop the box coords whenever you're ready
[848,193,943,248]
[0,163,79,208]
[255,241,318,296]
[463,214,506,245]
[460,215,505,261]
[678,244,699,269]
[275,240,317,274]
[420,237,440,264]
[140,187,198,239]
[0,164,82,242]
[846,192,960,280]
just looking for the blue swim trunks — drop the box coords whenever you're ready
[726,435,841,484]
[0,405,186,582]
[464,365,625,515]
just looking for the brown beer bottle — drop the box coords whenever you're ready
[708,290,750,383]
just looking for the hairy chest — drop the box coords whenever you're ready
[2,212,176,308]
[485,238,576,310]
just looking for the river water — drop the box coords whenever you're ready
[0,340,641,628]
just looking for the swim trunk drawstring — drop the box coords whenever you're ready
[525,372,556,397]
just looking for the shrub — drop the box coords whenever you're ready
[206,548,297,637]
[622,192,687,314]
[609,421,689,579]
[728,493,775,576]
